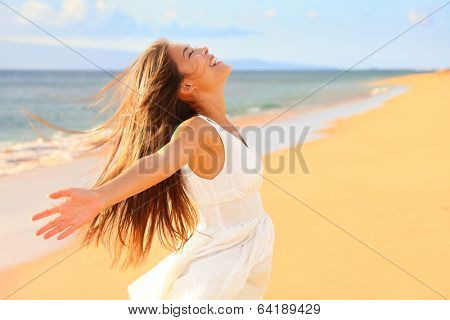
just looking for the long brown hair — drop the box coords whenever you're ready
[30,37,202,270]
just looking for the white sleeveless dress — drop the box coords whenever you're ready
[127,114,275,299]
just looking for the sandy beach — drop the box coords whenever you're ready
[1,71,449,299]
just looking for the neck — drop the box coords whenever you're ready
[196,87,227,123]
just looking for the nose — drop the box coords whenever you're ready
[201,46,208,55]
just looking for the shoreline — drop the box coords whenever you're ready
[2,70,448,299]
[0,83,406,272]
[0,81,403,177]
[262,70,450,299]
[241,85,408,156]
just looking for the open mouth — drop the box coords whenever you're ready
[209,56,221,67]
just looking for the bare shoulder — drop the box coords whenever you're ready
[171,116,222,151]
[172,116,214,141]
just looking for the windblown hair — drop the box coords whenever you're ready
[29,37,202,270]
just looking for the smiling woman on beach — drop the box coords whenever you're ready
[31,37,275,300]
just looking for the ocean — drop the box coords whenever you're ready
[0,69,416,175]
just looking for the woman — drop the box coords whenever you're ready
[31,37,275,299]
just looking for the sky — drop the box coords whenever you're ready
[1,0,449,70]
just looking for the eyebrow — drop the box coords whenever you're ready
[183,46,189,59]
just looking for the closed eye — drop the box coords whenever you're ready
[189,46,197,59]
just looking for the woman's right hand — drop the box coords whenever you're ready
[32,187,106,240]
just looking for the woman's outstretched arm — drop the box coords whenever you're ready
[92,117,202,209]
[31,117,213,240]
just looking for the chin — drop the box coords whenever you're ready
[222,63,232,74]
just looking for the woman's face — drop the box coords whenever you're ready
[168,42,232,99]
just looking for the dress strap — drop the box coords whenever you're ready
[196,113,209,122]
[196,114,249,149]
[196,114,225,141]
[196,113,214,124]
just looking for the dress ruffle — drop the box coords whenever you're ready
[127,212,274,299]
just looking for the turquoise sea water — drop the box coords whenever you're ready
[0,69,416,144]
[0,69,417,176]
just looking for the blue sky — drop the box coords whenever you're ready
[1,0,449,69]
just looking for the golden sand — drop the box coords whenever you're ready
[262,70,450,299]
[1,71,449,299]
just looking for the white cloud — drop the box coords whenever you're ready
[264,9,276,19]
[95,0,111,15]
[92,0,188,26]
[163,9,177,22]
[62,0,86,20]
[16,0,86,27]
[407,10,426,23]
[90,0,254,32]
[305,10,319,19]
[16,0,58,24]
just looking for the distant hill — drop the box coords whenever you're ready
[225,58,334,71]
[0,41,333,71]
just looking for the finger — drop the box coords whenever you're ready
[57,225,78,240]
[43,222,70,240]
[47,188,73,199]
[32,204,62,221]
[36,216,64,236]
